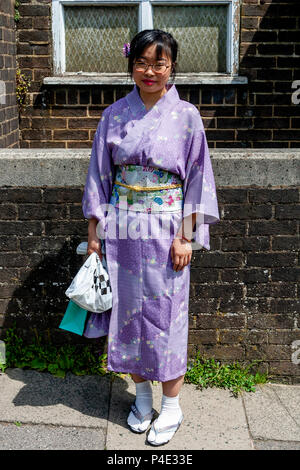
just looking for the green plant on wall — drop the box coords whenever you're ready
[16,68,31,113]
[0,324,268,396]
[14,0,20,22]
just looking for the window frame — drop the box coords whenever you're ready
[51,0,245,83]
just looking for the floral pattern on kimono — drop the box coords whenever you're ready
[81,83,220,381]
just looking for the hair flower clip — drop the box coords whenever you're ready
[122,42,131,58]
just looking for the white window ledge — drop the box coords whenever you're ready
[43,73,248,86]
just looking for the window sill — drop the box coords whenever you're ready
[43,73,248,86]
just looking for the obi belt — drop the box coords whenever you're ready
[109,164,184,213]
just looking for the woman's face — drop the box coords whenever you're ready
[132,43,173,96]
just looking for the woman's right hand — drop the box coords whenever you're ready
[87,234,103,261]
[87,218,103,261]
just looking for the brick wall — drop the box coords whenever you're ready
[15,0,300,148]
[0,0,19,148]
[0,186,90,344]
[188,187,300,383]
[0,150,299,383]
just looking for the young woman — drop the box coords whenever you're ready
[82,29,219,446]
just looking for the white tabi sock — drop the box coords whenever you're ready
[147,393,183,444]
[127,380,153,432]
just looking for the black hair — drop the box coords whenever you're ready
[127,29,178,82]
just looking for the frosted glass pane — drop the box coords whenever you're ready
[64,6,138,73]
[153,5,227,73]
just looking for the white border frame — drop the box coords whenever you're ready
[52,0,241,76]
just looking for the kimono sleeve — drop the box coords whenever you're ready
[182,127,220,251]
[82,108,115,227]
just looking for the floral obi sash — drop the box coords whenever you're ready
[110,164,184,213]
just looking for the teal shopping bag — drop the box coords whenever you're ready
[59,300,88,336]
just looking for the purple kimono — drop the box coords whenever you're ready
[81,83,219,382]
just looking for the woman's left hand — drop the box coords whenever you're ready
[171,238,192,272]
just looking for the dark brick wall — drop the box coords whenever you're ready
[188,187,300,383]
[0,186,299,382]
[0,0,19,148]
[15,0,300,148]
[0,186,90,345]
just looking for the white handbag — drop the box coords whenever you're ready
[65,251,112,313]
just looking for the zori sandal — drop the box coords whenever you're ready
[146,414,184,446]
[127,402,156,433]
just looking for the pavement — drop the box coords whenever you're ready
[0,368,300,451]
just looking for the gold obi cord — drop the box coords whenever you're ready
[114,181,182,192]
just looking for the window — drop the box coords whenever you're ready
[64,5,138,73]
[153,3,228,74]
[51,0,244,83]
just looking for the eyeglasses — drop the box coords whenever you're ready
[133,61,171,74]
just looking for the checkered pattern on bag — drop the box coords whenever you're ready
[92,256,112,295]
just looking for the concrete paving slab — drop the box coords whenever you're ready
[253,439,300,451]
[2,368,300,451]
[269,384,300,427]
[0,368,110,429]
[106,375,253,450]
[0,422,105,450]
[242,384,300,442]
